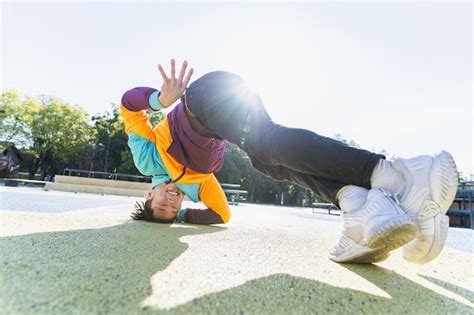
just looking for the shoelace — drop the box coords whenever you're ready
[388,186,440,220]
[378,188,401,206]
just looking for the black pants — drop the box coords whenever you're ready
[191,96,384,205]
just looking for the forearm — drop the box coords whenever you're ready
[176,208,225,225]
[121,87,163,112]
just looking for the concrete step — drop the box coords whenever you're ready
[54,175,150,190]
[45,182,146,197]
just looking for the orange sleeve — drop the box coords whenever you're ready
[119,104,155,142]
[199,175,231,223]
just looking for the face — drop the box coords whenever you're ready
[146,182,185,221]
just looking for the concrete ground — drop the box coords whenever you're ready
[1,186,473,314]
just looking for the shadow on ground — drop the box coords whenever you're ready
[2,223,472,314]
[418,274,474,304]
[167,265,472,315]
[0,222,224,314]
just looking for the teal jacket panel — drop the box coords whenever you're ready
[128,132,201,202]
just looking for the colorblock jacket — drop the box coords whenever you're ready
[120,87,230,224]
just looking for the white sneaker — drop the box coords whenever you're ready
[329,234,391,264]
[392,151,458,264]
[329,188,418,263]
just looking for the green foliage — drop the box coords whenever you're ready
[0,91,40,147]
[334,133,360,149]
[89,106,164,174]
[32,96,93,155]
[148,110,165,127]
[90,105,127,173]
[118,150,137,174]
[0,91,168,179]
[1,91,93,178]
[215,143,309,205]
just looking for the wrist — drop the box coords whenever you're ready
[149,91,165,111]
[175,208,188,223]
[158,94,173,108]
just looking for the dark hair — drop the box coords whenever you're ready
[130,200,175,224]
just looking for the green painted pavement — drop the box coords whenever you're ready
[2,222,473,314]
[1,223,223,314]
[1,187,473,314]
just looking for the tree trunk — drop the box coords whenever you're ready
[39,149,51,179]
[250,180,256,203]
[28,158,40,180]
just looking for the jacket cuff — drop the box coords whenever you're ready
[175,208,188,223]
[149,91,165,111]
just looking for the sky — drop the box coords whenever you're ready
[1,1,472,178]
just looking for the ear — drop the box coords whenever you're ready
[145,189,153,200]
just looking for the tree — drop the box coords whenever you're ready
[334,133,361,149]
[216,143,294,205]
[0,91,39,147]
[90,105,165,175]
[0,91,94,178]
[91,105,127,173]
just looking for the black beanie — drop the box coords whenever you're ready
[183,71,260,142]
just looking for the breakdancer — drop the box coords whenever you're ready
[121,59,458,264]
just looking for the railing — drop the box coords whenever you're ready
[221,183,248,205]
[62,168,151,183]
[448,181,474,229]
[312,202,340,216]
[62,170,250,204]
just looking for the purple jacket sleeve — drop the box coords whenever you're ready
[121,87,158,111]
[179,208,224,224]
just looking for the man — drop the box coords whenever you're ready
[122,59,458,264]
[121,61,230,225]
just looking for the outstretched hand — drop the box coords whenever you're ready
[157,59,194,108]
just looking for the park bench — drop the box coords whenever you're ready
[220,183,248,205]
[312,202,340,216]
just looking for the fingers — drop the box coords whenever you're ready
[157,64,169,81]
[183,67,194,87]
[170,59,176,80]
[159,59,193,88]
[178,60,188,82]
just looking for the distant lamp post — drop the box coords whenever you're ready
[103,136,111,173]
[90,143,104,174]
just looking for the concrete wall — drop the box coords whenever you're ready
[45,175,150,197]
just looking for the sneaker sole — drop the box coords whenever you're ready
[345,221,418,264]
[403,214,449,264]
[341,250,390,264]
[429,151,458,216]
[367,216,418,249]
[407,151,457,263]
[329,217,417,264]
[396,150,458,220]
[397,150,458,264]
[329,244,390,264]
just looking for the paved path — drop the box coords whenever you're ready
[1,186,473,314]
